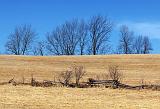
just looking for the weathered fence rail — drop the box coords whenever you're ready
[0,77,160,91]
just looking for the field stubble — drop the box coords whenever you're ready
[0,55,160,109]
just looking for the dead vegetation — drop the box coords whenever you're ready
[58,70,73,87]
[0,64,159,91]
[108,65,123,82]
[0,55,160,109]
[72,65,86,86]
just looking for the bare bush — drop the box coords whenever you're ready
[58,70,73,86]
[108,65,123,82]
[8,77,17,86]
[72,65,86,86]
[57,65,86,87]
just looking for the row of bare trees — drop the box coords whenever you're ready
[117,25,152,54]
[46,15,113,55]
[5,15,153,55]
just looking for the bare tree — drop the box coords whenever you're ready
[46,19,80,55]
[33,41,46,56]
[5,25,36,55]
[108,65,122,82]
[118,25,134,54]
[142,36,152,54]
[78,20,88,55]
[88,15,113,55]
[133,35,144,54]
[133,35,152,54]
[72,65,86,86]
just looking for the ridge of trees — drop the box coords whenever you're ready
[5,15,153,55]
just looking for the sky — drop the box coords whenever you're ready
[0,0,160,53]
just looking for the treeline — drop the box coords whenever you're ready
[5,15,153,56]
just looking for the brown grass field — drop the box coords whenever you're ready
[0,54,160,109]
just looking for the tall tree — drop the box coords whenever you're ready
[133,35,144,54]
[118,25,134,54]
[78,20,88,55]
[88,15,113,55]
[5,25,36,55]
[46,19,79,55]
[142,36,152,54]
[133,35,153,54]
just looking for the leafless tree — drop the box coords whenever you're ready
[33,41,46,56]
[142,36,152,54]
[133,35,144,54]
[72,65,86,86]
[88,15,113,55]
[108,65,123,82]
[5,25,36,55]
[118,25,134,54]
[78,20,88,55]
[46,19,80,55]
[58,70,73,86]
[133,35,152,54]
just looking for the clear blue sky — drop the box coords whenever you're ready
[0,0,160,53]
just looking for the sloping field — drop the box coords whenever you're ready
[0,85,160,109]
[0,55,160,85]
[0,55,160,109]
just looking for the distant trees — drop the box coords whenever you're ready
[78,20,88,55]
[5,25,36,55]
[46,19,80,55]
[46,15,113,55]
[33,41,46,56]
[142,36,152,54]
[88,15,113,55]
[118,25,134,54]
[117,25,153,54]
[133,35,144,54]
[133,35,152,54]
[4,15,153,55]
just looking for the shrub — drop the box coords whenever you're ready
[72,65,86,86]
[108,65,123,82]
[58,70,73,86]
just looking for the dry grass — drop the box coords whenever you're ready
[0,55,160,109]
[0,55,160,85]
[0,85,160,109]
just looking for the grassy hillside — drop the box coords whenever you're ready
[0,55,160,85]
[1,55,160,109]
[1,85,160,109]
